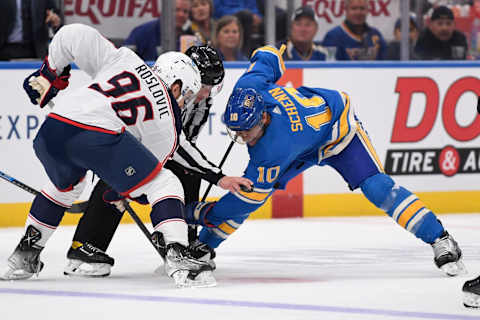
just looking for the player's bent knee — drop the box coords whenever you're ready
[129,168,184,205]
[41,178,86,207]
[360,173,396,209]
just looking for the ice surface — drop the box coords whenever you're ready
[1,214,480,320]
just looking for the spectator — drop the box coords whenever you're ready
[214,0,263,56]
[282,6,327,61]
[0,0,61,61]
[123,0,194,61]
[322,0,387,60]
[214,15,247,61]
[386,14,420,60]
[414,6,468,60]
[213,0,261,22]
[191,0,216,45]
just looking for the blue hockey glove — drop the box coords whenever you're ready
[185,201,216,226]
[23,58,71,108]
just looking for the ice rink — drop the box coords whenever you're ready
[0,213,480,320]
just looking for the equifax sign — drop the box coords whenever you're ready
[385,76,480,177]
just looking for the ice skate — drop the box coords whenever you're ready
[431,231,466,276]
[189,239,216,270]
[164,242,216,288]
[1,226,44,280]
[64,242,114,277]
[463,275,480,308]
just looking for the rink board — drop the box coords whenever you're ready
[1,61,480,226]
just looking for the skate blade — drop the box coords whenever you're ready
[63,260,111,278]
[0,266,35,280]
[463,292,480,308]
[171,270,217,288]
[188,270,216,288]
[441,260,467,277]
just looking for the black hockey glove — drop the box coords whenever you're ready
[23,58,71,108]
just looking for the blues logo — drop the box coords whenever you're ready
[243,95,255,108]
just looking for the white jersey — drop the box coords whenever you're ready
[48,24,180,164]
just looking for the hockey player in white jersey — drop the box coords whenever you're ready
[0,23,215,287]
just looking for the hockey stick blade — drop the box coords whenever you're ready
[0,170,86,214]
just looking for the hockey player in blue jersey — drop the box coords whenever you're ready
[186,44,465,277]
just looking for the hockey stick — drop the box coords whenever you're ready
[122,200,168,259]
[189,140,235,241]
[124,141,236,253]
[0,170,87,214]
[200,140,235,201]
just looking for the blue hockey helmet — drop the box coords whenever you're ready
[223,88,265,132]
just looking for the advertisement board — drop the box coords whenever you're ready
[63,0,399,41]
[299,0,399,41]
[0,61,479,226]
[64,0,160,39]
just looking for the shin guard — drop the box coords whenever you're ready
[26,194,66,247]
[150,198,188,246]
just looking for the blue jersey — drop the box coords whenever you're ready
[123,20,194,61]
[282,40,327,61]
[322,23,386,61]
[212,46,356,220]
[194,49,444,253]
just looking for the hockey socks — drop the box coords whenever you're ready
[26,194,66,247]
[150,199,188,246]
[360,173,443,244]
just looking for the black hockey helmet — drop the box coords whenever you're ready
[185,45,225,86]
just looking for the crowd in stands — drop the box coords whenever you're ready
[0,0,477,62]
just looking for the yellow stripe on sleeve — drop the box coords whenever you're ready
[237,190,271,202]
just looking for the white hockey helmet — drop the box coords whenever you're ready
[152,51,202,106]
